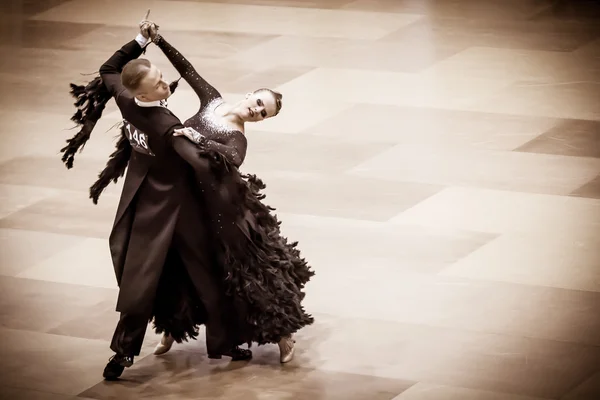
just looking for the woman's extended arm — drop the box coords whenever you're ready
[153,34,221,107]
[174,127,248,167]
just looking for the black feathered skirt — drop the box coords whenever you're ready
[151,149,314,345]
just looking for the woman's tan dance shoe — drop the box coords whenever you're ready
[278,335,296,363]
[154,334,175,355]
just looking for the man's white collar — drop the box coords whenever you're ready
[135,98,164,108]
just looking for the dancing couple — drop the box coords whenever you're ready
[61,12,314,380]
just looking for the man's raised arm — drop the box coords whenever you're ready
[99,16,154,101]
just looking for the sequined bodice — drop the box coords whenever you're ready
[185,98,242,143]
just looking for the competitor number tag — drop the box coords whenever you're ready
[123,120,155,156]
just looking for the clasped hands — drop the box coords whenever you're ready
[139,9,159,41]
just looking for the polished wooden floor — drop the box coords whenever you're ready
[1,0,600,399]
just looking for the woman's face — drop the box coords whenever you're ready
[238,91,279,122]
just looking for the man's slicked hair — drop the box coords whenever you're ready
[121,59,152,93]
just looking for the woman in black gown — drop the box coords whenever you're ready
[149,33,315,363]
[62,29,314,363]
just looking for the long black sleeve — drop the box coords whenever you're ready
[204,134,248,167]
[154,34,221,107]
[99,39,145,106]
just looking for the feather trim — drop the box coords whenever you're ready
[61,76,111,169]
[89,127,132,204]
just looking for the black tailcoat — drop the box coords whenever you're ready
[101,40,221,317]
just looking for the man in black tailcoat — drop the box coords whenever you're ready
[100,17,251,380]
